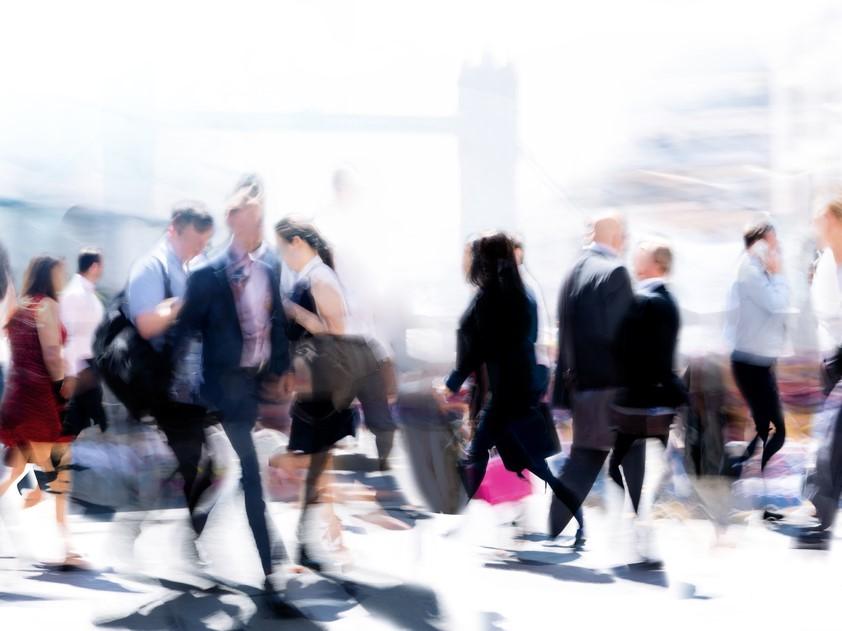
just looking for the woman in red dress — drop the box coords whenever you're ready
[0,256,78,565]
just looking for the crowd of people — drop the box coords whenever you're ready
[2,174,842,618]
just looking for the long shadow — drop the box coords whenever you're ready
[485,558,615,585]
[29,567,140,594]
[326,574,446,631]
[610,564,669,589]
[0,591,50,602]
[95,578,325,631]
[479,547,580,566]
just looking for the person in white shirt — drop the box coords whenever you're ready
[59,249,107,435]
[512,238,553,371]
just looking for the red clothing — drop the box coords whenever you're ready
[0,296,67,447]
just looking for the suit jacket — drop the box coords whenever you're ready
[174,252,290,409]
[615,282,687,410]
[553,247,634,406]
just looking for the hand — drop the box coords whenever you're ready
[765,248,782,275]
[282,298,299,321]
[260,375,284,402]
[280,372,296,398]
[60,377,77,400]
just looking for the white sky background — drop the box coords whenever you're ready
[0,0,834,352]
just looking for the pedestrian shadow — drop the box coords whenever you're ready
[0,591,49,602]
[610,563,669,589]
[28,567,140,594]
[481,547,580,566]
[95,579,325,631]
[485,557,615,585]
[325,574,447,631]
[482,611,507,631]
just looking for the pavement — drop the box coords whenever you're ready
[1,429,841,630]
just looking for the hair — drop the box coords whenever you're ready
[639,240,673,275]
[743,220,775,249]
[22,256,62,301]
[274,218,335,270]
[231,173,264,202]
[171,201,214,234]
[468,232,526,294]
[822,197,842,222]
[78,248,102,275]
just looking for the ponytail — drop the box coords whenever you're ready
[275,218,336,270]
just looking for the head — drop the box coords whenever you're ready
[816,198,842,250]
[22,256,65,300]
[78,248,103,282]
[633,240,673,281]
[511,237,524,266]
[226,190,264,253]
[590,212,627,254]
[275,218,335,272]
[468,232,524,293]
[167,202,215,263]
[0,242,10,299]
[743,220,777,251]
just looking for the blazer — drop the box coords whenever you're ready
[552,247,634,406]
[615,282,687,410]
[174,252,290,408]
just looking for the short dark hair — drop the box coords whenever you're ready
[78,248,102,275]
[744,221,774,249]
[171,202,214,234]
[22,256,62,301]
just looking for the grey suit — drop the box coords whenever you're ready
[549,246,646,537]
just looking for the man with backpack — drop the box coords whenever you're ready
[124,203,215,535]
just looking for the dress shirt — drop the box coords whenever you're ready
[60,273,104,377]
[227,244,272,369]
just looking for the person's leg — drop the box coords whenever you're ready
[297,448,332,566]
[0,446,26,497]
[220,392,273,576]
[548,447,608,537]
[731,360,770,463]
[356,368,397,468]
[459,412,497,499]
[760,367,786,471]
[621,439,647,515]
[810,403,842,531]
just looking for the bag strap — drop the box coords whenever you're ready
[156,257,173,300]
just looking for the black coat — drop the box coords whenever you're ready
[174,253,290,409]
[553,248,634,407]
[614,282,687,409]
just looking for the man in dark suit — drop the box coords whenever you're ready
[175,188,300,617]
[549,213,646,543]
[608,241,686,563]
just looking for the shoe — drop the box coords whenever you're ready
[762,509,784,522]
[263,579,304,618]
[573,527,587,550]
[794,528,831,551]
[629,558,664,571]
[297,545,323,572]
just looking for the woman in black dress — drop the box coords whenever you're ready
[444,233,584,540]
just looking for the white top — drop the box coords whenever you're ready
[812,247,842,351]
[60,273,105,377]
[519,264,552,367]
[297,255,352,327]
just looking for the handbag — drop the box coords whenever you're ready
[474,455,533,505]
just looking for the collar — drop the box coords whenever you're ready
[297,254,324,280]
[638,277,666,292]
[588,242,618,258]
[227,241,261,265]
[77,273,95,292]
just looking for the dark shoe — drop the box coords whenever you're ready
[629,558,664,571]
[762,510,784,522]
[794,528,831,550]
[297,545,323,572]
[573,527,587,550]
[264,579,304,618]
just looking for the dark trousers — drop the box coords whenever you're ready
[153,401,214,536]
[63,372,108,436]
[812,404,842,530]
[356,364,397,464]
[216,370,279,576]
[548,443,646,535]
[731,360,786,470]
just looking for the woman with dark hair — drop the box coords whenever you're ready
[444,233,584,539]
[272,217,354,569]
[0,256,81,566]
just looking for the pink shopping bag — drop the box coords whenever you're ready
[474,456,533,505]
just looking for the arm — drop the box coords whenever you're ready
[126,260,180,340]
[603,265,635,342]
[287,279,347,336]
[445,300,481,393]
[268,269,291,377]
[741,263,790,314]
[36,298,64,381]
[59,291,81,377]
[172,270,210,347]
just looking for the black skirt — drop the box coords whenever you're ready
[288,398,356,454]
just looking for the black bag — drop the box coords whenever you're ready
[93,261,173,418]
[821,346,842,396]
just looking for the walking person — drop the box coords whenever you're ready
[727,220,789,521]
[442,233,571,526]
[60,249,108,437]
[549,212,646,543]
[175,192,301,616]
[0,256,82,566]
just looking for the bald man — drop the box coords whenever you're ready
[549,213,646,544]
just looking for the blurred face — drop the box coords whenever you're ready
[51,262,66,294]
[277,235,312,273]
[816,209,842,248]
[763,229,779,251]
[514,247,524,266]
[172,224,213,263]
[87,260,103,283]
[462,243,473,281]
[227,203,264,251]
